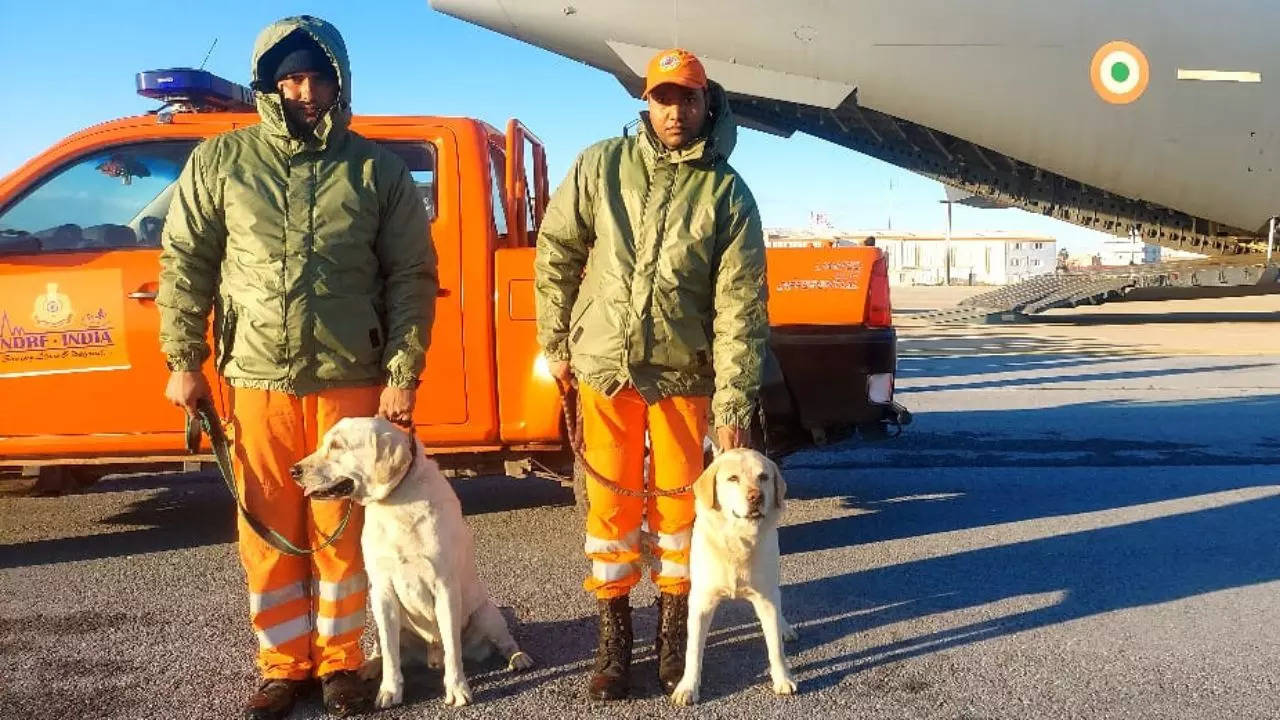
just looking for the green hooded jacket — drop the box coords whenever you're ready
[158,15,438,393]
[534,82,768,430]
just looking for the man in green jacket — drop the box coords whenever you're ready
[535,48,768,700]
[158,15,437,720]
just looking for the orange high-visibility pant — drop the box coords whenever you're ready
[228,385,380,680]
[580,384,709,599]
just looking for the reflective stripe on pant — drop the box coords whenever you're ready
[229,385,380,680]
[580,384,709,599]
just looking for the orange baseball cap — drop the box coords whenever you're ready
[642,48,707,98]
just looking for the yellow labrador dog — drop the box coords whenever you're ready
[671,448,798,706]
[293,417,533,709]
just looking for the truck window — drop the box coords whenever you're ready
[0,140,198,254]
[377,141,437,221]
[488,145,509,240]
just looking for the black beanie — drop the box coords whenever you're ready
[261,31,336,85]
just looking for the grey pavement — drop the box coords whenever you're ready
[4,324,1280,719]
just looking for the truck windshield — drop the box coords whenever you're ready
[0,140,198,253]
[0,138,437,256]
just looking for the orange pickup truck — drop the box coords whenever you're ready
[0,69,908,486]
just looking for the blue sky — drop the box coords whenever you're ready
[0,0,1115,251]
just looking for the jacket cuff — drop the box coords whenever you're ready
[384,371,421,390]
[712,399,756,431]
[164,349,206,372]
[542,339,571,363]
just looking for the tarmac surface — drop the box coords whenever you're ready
[4,289,1280,719]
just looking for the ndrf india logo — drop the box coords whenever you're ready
[32,282,73,328]
[658,51,683,73]
[1092,41,1150,105]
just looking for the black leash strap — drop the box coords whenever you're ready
[188,397,352,556]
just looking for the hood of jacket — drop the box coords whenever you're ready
[249,15,352,147]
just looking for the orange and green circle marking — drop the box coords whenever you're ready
[1091,41,1149,104]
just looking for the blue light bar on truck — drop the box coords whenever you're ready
[135,68,255,112]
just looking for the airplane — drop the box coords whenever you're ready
[430,0,1279,264]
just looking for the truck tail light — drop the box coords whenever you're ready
[866,254,892,328]
[867,373,894,404]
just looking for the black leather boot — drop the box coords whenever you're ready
[588,595,633,700]
[654,592,689,694]
[244,678,310,720]
[319,669,371,717]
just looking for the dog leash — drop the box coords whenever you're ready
[556,379,699,499]
[188,397,353,556]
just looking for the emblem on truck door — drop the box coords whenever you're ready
[31,282,73,328]
[1,270,131,378]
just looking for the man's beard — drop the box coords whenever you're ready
[283,102,331,137]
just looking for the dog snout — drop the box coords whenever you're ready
[746,488,764,506]
[289,464,304,481]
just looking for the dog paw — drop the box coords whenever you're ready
[375,682,403,709]
[442,680,473,707]
[771,673,798,696]
[508,651,535,671]
[782,623,799,642]
[670,680,699,706]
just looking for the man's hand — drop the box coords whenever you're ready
[549,360,573,388]
[379,387,417,428]
[716,425,750,452]
[165,371,212,416]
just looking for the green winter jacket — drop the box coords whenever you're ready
[534,82,768,429]
[158,15,438,393]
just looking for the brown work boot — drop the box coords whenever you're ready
[588,595,633,701]
[654,592,689,694]
[320,669,371,717]
[244,678,309,720]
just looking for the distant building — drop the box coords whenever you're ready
[1094,228,1205,266]
[765,229,1057,286]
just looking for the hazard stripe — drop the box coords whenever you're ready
[584,529,640,555]
[249,581,308,614]
[315,609,365,638]
[313,572,367,602]
[657,558,689,579]
[255,614,312,649]
[656,529,691,551]
[592,560,638,582]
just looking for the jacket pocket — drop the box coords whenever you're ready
[313,298,383,376]
[651,304,713,372]
[569,294,595,346]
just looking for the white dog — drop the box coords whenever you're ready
[671,447,798,706]
[292,417,534,709]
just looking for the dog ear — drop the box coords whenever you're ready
[765,455,786,510]
[367,423,416,501]
[692,456,720,511]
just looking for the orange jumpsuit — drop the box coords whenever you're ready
[228,385,379,680]
[580,384,709,599]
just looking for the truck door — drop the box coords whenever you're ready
[370,129,467,427]
[0,139,200,453]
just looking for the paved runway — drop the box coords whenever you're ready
[4,292,1279,719]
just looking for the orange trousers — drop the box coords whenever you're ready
[580,384,709,599]
[228,385,380,680]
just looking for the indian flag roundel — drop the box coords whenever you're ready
[1091,41,1150,104]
